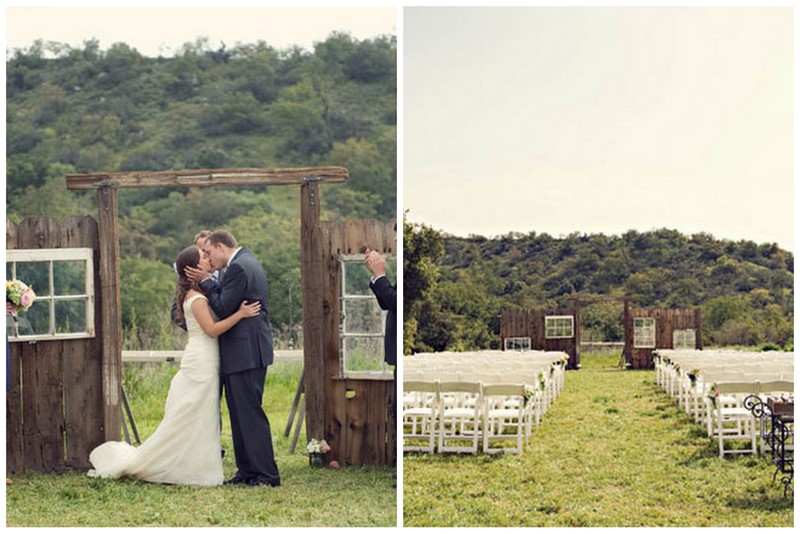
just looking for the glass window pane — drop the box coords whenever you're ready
[10,303,49,336]
[343,299,384,334]
[545,316,573,338]
[634,318,655,348]
[343,261,373,296]
[55,299,88,333]
[505,337,531,351]
[342,257,397,296]
[13,262,50,297]
[54,261,86,296]
[344,336,385,372]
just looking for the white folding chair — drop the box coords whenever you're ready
[706,382,759,457]
[438,381,482,454]
[482,383,527,454]
[402,380,440,454]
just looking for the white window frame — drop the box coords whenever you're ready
[504,337,531,351]
[633,317,656,348]
[545,315,574,339]
[673,329,696,349]
[338,253,395,379]
[7,248,95,342]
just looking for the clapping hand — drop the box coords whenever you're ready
[364,246,386,277]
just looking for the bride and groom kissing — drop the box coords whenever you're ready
[89,230,281,487]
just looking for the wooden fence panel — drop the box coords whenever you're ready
[322,221,346,460]
[628,308,702,369]
[15,217,67,472]
[321,219,395,466]
[7,215,103,473]
[61,216,104,469]
[501,308,579,369]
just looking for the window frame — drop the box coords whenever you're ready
[672,328,697,349]
[338,253,395,379]
[7,247,95,342]
[545,315,575,339]
[633,317,656,349]
[504,336,532,351]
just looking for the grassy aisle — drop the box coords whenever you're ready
[403,353,792,527]
[6,362,396,527]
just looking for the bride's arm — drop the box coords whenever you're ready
[191,297,261,338]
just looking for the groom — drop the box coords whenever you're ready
[185,230,281,487]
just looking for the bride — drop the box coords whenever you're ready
[88,245,261,486]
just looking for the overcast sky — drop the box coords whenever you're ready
[404,7,793,251]
[5,6,396,57]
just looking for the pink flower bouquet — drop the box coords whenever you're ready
[6,279,36,320]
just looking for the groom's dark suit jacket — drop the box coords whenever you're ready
[200,248,274,375]
[370,275,396,366]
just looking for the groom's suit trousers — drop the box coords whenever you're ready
[223,366,280,483]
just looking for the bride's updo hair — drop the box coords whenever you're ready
[173,246,202,325]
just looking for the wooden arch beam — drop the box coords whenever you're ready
[66,166,348,190]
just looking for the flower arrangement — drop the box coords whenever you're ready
[6,279,36,321]
[538,371,546,391]
[307,438,331,468]
[306,438,331,455]
[687,369,700,386]
[708,383,720,409]
[523,384,537,405]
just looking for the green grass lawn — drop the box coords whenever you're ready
[6,361,396,527]
[403,352,793,527]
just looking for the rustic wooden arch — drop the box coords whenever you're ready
[568,294,634,368]
[502,295,702,371]
[500,295,634,369]
[572,295,703,369]
[65,166,347,448]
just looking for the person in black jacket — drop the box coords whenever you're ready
[365,223,397,462]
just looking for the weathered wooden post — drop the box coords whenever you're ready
[300,177,325,442]
[96,181,123,440]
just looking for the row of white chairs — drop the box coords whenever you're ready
[654,349,794,457]
[655,350,792,420]
[403,351,569,455]
[404,380,539,455]
[405,350,568,427]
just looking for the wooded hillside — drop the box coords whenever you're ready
[404,222,793,353]
[6,33,396,348]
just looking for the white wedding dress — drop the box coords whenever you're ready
[88,294,224,486]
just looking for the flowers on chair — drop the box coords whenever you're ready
[687,369,700,386]
[523,384,537,405]
[708,383,720,409]
[538,371,546,391]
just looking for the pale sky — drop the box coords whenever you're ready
[404,7,794,251]
[5,6,397,57]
